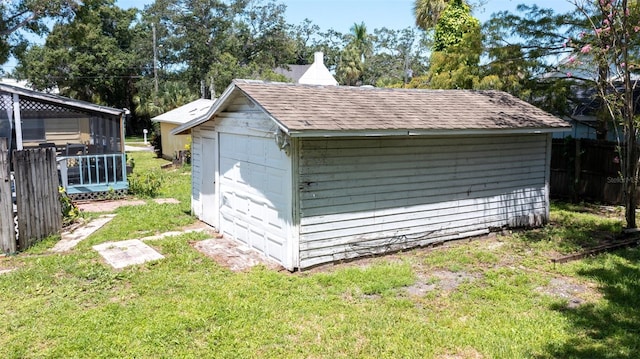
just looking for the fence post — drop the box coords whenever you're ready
[0,138,16,253]
[573,139,582,202]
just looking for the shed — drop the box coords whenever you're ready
[173,80,571,270]
[151,98,215,159]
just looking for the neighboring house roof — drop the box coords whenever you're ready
[151,98,215,125]
[173,80,571,137]
[273,52,338,86]
[0,83,122,116]
[1,79,59,94]
[1,78,30,89]
[273,65,312,83]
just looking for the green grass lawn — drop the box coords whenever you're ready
[1,157,639,358]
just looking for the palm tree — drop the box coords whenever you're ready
[414,0,448,30]
[336,47,364,86]
[349,22,372,63]
[134,81,198,118]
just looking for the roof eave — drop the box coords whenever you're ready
[0,83,123,116]
[171,80,292,136]
[288,127,572,138]
[151,118,189,125]
[171,86,237,135]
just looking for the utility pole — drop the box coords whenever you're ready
[152,23,158,93]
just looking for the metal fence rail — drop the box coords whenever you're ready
[58,153,127,189]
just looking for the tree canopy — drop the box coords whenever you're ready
[15,0,140,107]
[8,0,638,154]
[0,0,79,66]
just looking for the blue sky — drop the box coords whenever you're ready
[116,0,576,33]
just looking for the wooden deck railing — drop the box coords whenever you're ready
[57,153,128,193]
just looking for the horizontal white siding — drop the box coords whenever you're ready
[190,128,202,217]
[297,134,549,268]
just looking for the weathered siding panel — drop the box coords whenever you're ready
[190,127,202,216]
[298,134,549,268]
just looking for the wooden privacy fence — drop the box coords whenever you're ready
[550,138,640,204]
[0,138,61,253]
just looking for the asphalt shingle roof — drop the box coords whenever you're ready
[234,80,570,133]
[273,65,313,83]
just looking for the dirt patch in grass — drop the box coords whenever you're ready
[407,270,482,296]
[0,267,15,275]
[436,347,485,359]
[192,237,285,272]
[536,276,601,308]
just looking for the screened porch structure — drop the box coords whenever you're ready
[0,83,127,197]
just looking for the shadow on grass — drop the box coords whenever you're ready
[542,249,640,358]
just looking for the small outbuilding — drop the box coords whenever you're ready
[173,80,571,270]
[151,98,215,159]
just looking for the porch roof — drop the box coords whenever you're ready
[0,83,123,117]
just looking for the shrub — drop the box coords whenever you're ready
[128,170,164,198]
[59,187,80,226]
[150,131,162,158]
[184,140,191,164]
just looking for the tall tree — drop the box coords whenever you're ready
[134,80,198,118]
[367,27,429,87]
[483,5,581,116]
[567,0,640,229]
[349,22,373,63]
[335,22,373,85]
[15,0,140,108]
[0,0,79,65]
[486,1,640,228]
[289,19,321,65]
[414,0,449,31]
[432,0,479,52]
[411,0,482,89]
[141,0,295,97]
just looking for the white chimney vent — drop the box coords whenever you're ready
[314,52,324,65]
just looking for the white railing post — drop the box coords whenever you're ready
[57,158,68,190]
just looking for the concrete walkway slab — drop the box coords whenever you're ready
[77,198,180,213]
[51,214,116,252]
[93,239,164,269]
[125,144,154,152]
[77,200,146,213]
[193,237,283,272]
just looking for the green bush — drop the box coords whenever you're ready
[128,170,164,198]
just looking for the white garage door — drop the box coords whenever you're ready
[218,133,291,267]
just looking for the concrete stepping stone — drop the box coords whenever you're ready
[93,239,164,269]
[51,214,116,252]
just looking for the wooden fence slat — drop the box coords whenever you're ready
[11,147,61,251]
[551,138,638,205]
[0,138,16,253]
